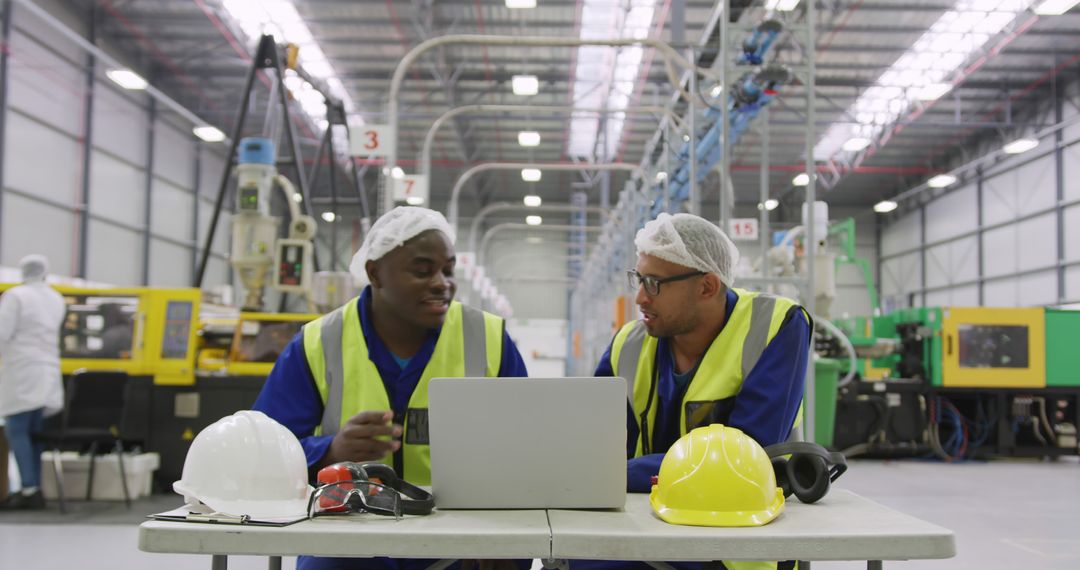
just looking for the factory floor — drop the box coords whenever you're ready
[0,458,1077,569]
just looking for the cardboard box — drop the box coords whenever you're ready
[40,451,160,501]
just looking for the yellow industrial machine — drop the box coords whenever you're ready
[197,311,317,377]
[941,307,1046,389]
[0,284,201,385]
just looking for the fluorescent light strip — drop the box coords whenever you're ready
[1034,0,1080,15]
[1002,138,1038,154]
[518,131,541,147]
[568,1,657,160]
[106,68,148,90]
[521,168,542,182]
[221,0,357,124]
[874,200,898,213]
[814,0,1033,161]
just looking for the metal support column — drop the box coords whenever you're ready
[759,108,770,284]
[76,7,96,278]
[192,140,202,283]
[919,205,927,306]
[976,167,985,305]
[718,0,729,227]
[328,130,340,270]
[1054,77,1065,303]
[802,0,817,442]
[688,45,698,216]
[141,98,156,285]
[0,0,13,256]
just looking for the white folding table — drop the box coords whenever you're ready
[138,490,955,570]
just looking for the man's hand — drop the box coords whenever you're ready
[323,410,402,465]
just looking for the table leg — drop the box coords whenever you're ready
[211,555,227,570]
[867,562,882,570]
[268,556,282,570]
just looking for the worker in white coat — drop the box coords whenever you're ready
[0,255,66,510]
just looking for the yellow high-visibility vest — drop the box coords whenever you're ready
[303,298,503,485]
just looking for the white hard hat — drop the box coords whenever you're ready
[19,254,48,282]
[173,410,312,519]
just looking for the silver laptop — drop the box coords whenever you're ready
[428,377,627,509]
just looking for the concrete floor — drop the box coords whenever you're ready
[0,458,1077,569]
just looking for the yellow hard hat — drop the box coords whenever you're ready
[649,424,784,527]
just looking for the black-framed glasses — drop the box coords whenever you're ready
[626,269,705,296]
[307,479,404,520]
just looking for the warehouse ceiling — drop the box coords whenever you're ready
[53,0,1080,222]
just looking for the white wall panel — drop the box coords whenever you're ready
[925,285,978,307]
[881,211,920,257]
[983,155,1056,226]
[1064,142,1080,202]
[0,193,75,274]
[4,112,81,205]
[7,30,83,135]
[199,152,228,199]
[924,236,978,289]
[92,85,147,166]
[86,221,140,285]
[1067,265,1080,302]
[983,277,1019,307]
[487,240,568,319]
[925,184,977,243]
[984,270,1057,308]
[1064,205,1080,263]
[150,179,194,243]
[881,252,921,297]
[1020,270,1058,306]
[154,123,195,188]
[197,198,231,254]
[148,239,190,287]
[88,150,144,227]
[13,1,85,62]
[983,213,1057,278]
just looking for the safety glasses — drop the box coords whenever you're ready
[307,479,404,520]
[627,269,705,296]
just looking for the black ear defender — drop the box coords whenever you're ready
[764,442,847,504]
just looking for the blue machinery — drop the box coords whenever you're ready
[568,3,819,403]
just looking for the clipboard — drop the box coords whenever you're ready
[148,506,307,527]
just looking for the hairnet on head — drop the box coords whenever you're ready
[634,213,740,286]
[349,206,455,283]
[19,254,49,283]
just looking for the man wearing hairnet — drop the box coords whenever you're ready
[0,255,66,510]
[254,206,528,570]
[578,213,807,570]
[588,214,811,570]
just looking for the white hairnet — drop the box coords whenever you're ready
[634,213,740,286]
[349,206,455,283]
[19,254,49,283]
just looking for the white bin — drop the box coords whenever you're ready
[40,451,160,501]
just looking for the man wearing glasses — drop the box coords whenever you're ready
[597,213,812,498]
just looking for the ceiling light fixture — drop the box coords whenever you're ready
[765,0,801,11]
[321,212,337,222]
[518,131,541,147]
[1002,138,1039,154]
[874,200,899,213]
[521,168,542,182]
[391,167,405,179]
[792,173,810,186]
[1033,0,1080,15]
[512,75,539,96]
[505,0,537,7]
[523,195,542,207]
[193,125,226,143]
[763,199,779,211]
[842,137,871,152]
[526,215,543,226]
[405,196,425,205]
[927,174,957,188]
[106,68,148,90]
[655,171,667,182]
[710,84,724,98]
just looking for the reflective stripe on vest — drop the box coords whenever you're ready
[304,298,503,485]
[611,288,807,456]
